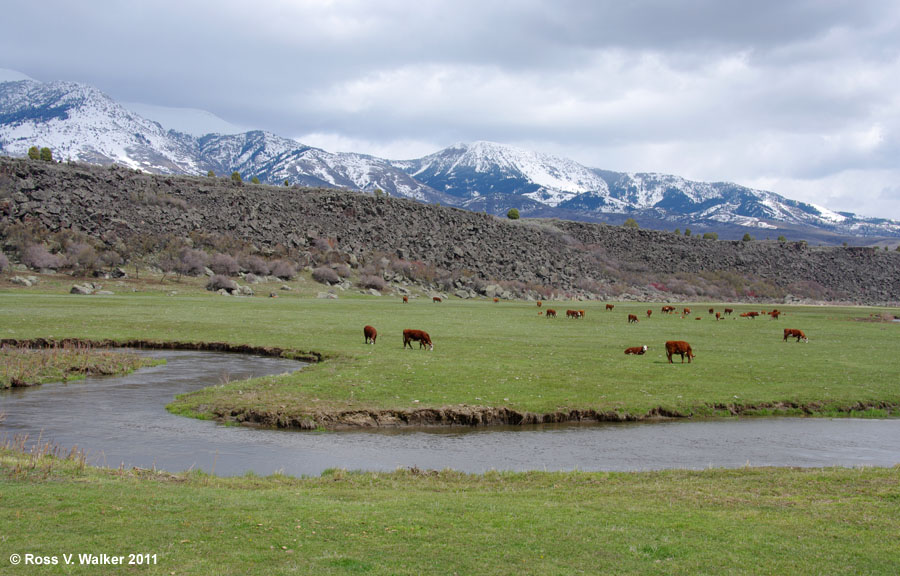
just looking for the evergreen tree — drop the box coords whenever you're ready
[507,208,520,220]
[207,170,216,177]
[231,171,242,184]
[742,233,753,242]
[251,176,260,184]
[623,218,639,229]
[39,147,53,162]
[27,146,40,160]
[684,228,692,237]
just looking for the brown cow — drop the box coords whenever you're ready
[740,311,759,319]
[665,340,695,363]
[708,307,715,314]
[662,305,676,314]
[493,297,499,303]
[783,328,808,342]
[624,345,648,355]
[646,309,652,318]
[606,304,615,311]
[546,309,557,318]
[770,310,781,320]
[578,309,586,319]
[724,308,734,315]
[715,312,721,321]
[364,325,377,345]
[628,314,639,323]
[432,296,442,303]
[683,307,691,315]
[402,296,409,304]
[403,329,433,350]
[537,301,542,308]
[566,309,581,319]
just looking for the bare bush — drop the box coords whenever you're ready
[209,252,239,276]
[333,263,352,278]
[360,275,386,291]
[176,248,208,278]
[22,244,63,270]
[0,251,9,272]
[65,242,99,275]
[312,266,340,285]
[270,260,297,280]
[239,254,269,276]
[206,274,238,292]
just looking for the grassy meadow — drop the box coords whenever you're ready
[2,448,899,575]
[1,278,899,423]
[2,277,900,574]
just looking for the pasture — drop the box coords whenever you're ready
[1,288,898,423]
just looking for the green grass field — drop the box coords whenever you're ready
[2,279,900,574]
[2,280,899,424]
[2,449,899,575]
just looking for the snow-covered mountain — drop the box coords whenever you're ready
[2,77,899,239]
[0,79,440,202]
[393,143,900,237]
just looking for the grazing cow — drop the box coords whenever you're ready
[538,311,543,315]
[661,305,676,314]
[683,307,691,315]
[432,296,442,303]
[783,328,808,342]
[646,309,652,318]
[579,310,586,319]
[708,308,715,314]
[665,340,695,364]
[740,311,759,319]
[363,325,377,345]
[695,317,702,320]
[715,312,721,321]
[537,301,542,308]
[770,310,781,320]
[606,304,615,311]
[628,314,639,323]
[724,308,734,315]
[403,329,433,350]
[493,297,499,303]
[402,296,409,304]
[625,345,648,355]
[566,309,580,319]
[546,309,557,318]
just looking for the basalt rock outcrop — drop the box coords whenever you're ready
[2,157,899,303]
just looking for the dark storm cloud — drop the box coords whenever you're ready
[2,0,900,217]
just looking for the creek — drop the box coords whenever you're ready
[2,350,899,476]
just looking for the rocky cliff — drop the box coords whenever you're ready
[2,157,899,304]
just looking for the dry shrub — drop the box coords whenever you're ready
[270,260,297,280]
[209,252,239,276]
[206,274,238,292]
[0,251,9,272]
[65,242,99,275]
[360,275,386,291]
[239,254,269,276]
[22,244,63,270]
[176,248,208,277]
[312,266,340,285]
[333,263,352,278]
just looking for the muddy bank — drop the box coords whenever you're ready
[211,400,900,431]
[0,338,322,363]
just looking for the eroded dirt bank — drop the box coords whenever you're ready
[213,401,899,431]
[0,338,322,363]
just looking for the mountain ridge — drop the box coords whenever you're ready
[2,77,898,241]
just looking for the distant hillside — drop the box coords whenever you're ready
[2,157,899,304]
[2,78,899,243]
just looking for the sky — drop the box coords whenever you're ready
[2,0,900,219]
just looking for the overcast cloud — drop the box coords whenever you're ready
[2,0,899,218]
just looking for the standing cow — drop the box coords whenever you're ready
[665,340,695,363]
[364,325,377,345]
[403,329,434,350]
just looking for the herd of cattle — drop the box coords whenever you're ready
[363,298,808,361]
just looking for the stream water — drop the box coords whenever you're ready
[2,349,899,476]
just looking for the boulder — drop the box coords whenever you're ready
[10,276,32,287]
[368,288,382,297]
[317,292,338,299]
[70,284,93,295]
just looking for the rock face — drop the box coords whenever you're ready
[3,157,900,303]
